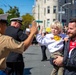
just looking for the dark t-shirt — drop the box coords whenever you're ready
[5,26,28,62]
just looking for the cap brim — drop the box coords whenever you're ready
[10,20,22,25]
[11,19,22,22]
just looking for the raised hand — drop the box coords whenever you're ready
[30,21,38,35]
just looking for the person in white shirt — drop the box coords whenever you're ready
[36,20,64,75]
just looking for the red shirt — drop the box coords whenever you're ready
[69,41,76,51]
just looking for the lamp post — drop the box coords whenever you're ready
[59,2,71,23]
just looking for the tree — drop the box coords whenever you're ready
[22,13,34,29]
[6,6,20,23]
[0,8,4,14]
[1,6,34,30]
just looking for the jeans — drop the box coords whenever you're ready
[0,70,7,75]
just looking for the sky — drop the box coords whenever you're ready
[0,0,34,16]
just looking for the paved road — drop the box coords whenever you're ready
[23,45,53,75]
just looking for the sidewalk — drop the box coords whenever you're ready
[23,45,53,75]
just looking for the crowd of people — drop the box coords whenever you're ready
[5,17,28,75]
[0,14,37,75]
[0,13,76,75]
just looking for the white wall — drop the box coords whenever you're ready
[32,0,58,28]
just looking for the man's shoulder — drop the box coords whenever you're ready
[8,26,18,29]
[0,34,12,41]
[3,35,12,39]
[6,26,20,33]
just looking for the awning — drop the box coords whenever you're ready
[36,20,43,23]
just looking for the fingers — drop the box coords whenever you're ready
[53,56,63,66]
[32,20,37,27]
[53,59,60,66]
[30,21,38,34]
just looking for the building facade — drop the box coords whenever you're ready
[58,0,76,25]
[32,0,58,28]
[32,0,76,27]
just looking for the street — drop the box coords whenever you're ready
[23,45,53,75]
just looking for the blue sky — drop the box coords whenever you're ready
[0,0,34,16]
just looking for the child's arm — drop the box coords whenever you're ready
[39,26,44,34]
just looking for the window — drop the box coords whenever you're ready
[64,9,67,15]
[44,20,46,27]
[73,9,76,17]
[44,0,46,3]
[64,0,67,3]
[75,9,76,16]
[53,19,56,21]
[53,6,56,13]
[47,19,50,26]
[44,8,46,16]
[47,6,50,14]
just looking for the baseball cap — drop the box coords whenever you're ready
[10,17,22,25]
[0,13,8,24]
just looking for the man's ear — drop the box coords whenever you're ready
[0,26,2,33]
[0,27,1,31]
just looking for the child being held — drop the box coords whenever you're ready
[36,20,64,75]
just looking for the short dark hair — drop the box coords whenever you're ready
[69,18,76,23]
[0,20,8,24]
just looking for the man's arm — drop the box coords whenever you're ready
[23,21,38,50]
[63,48,76,68]
[53,48,76,68]
[53,56,63,66]
[17,29,28,41]
[5,21,37,53]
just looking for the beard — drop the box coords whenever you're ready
[68,31,76,39]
